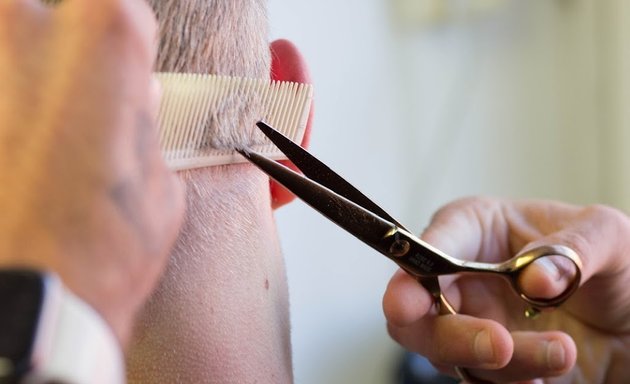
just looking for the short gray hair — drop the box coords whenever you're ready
[147,0,271,149]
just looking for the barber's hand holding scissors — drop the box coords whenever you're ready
[383,197,630,383]
[0,0,184,346]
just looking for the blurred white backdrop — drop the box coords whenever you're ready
[268,1,630,383]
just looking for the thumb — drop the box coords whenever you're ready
[518,205,630,302]
[508,244,582,307]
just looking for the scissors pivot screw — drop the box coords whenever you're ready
[389,239,411,258]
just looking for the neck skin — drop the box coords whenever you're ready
[126,163,292,383]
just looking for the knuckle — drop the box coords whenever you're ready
[583,203,630,230]
[430,198,472,225]
[435,196,497,221]
[585,203,630,248]
[548,204,630,276]
[430,196,500,231]
[460,195,494,207]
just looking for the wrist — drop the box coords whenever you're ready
[0,257,138,348]
[0,269,125,384]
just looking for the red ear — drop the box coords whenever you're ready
[269,39,314,209]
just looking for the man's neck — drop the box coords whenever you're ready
[127,164,294,383]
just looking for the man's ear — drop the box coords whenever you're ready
[269,39,314,210]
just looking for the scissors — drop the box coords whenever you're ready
[238,121,583,384]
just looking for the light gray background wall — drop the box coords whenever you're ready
[269,1,630,383]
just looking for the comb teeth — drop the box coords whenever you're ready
[155,72,313,171]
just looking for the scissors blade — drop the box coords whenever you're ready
[244,123,453,307]
[238,148,396,254]
[255,121,405,228]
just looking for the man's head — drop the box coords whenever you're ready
[147,0,312,207]
[148,0,270,76]
[126,2,310,382]
[147,0,272,150]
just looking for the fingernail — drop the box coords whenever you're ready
[546,340,565,371]
[473,330,495,365]
[537,257,560,280]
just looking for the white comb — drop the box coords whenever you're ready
[156,72,313,171]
